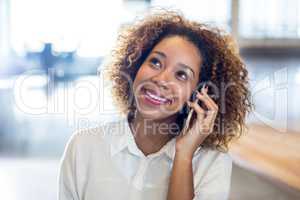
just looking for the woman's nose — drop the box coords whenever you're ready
[151,70,171,90]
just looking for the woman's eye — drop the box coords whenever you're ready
[149,57,161,68]
[176,71,188,81]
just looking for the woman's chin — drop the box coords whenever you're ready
[136,106,178,121]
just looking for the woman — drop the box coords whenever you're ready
[58,9,252,200]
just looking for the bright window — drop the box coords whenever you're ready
[151,0,231,31]
[10,0,149,57]
[239,0,300,38]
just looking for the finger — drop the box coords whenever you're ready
[204,110,218,125]
[204,110,218,131]
[201,86,218,110]
[197,120,212,135]
[187,100,205,122]
[196,91,217,111]
[207,109,218,117]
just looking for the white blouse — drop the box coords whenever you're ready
[58,115,232,200]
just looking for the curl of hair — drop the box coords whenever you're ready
[103,8,253,152]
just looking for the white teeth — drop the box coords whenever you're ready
[145,89,169,103]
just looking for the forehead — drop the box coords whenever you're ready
[150,36,202,72]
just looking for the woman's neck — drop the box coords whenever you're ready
[129,111,178,156]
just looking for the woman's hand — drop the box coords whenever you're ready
[175,85,219,159]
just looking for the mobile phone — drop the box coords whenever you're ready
[190,85,207,109]
[182,84,214,133]
[181,85,205,133]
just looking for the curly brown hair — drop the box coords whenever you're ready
[103,9,252,152]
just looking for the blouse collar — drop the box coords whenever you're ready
[110,115,177,161]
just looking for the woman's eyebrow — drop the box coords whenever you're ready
[152,51,167,58]
[152,51,195,77]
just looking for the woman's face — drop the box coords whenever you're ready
[132,35,202,120]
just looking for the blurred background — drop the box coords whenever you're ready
[0,0,300,199]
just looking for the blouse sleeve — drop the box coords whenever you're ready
[193,152,233,200]
[58,133,80,200]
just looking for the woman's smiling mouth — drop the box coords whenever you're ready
[141,87,173,106]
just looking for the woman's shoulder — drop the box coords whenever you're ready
[65,119,125,152]
[198,147,232,162]
[192,147,232,173]
[190,147,232,193]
